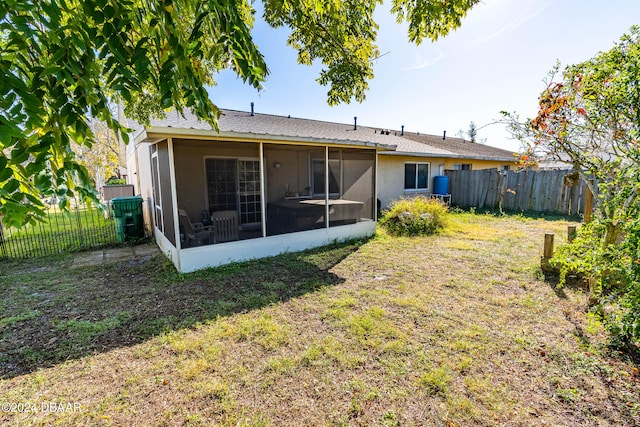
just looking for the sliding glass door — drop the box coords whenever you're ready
[205,158,261,228]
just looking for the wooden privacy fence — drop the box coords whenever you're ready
[445,169,588,215]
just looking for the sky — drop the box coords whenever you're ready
[208,0,640,152]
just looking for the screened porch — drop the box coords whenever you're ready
[148,137,377,271]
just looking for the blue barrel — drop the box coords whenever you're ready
[433,175,449,195]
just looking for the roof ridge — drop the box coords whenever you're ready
[220,108,360,129]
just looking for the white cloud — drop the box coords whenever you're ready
[470,0,554,46]
[405,50,445,71]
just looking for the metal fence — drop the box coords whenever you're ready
[445,168,588,216]
[0,204,126,259]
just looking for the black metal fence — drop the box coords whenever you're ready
[0,204,130,259]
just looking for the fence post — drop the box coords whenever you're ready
[541,233,556,274]
[543,233,554,258]
[567,225,577,243]
[584,179,594,223]
[75,202,84,250]
[0,220,5,259]
[498,170,507,213]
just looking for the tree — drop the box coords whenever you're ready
[0,0,480,227]
[456,121,487,143]
[467,121,477,143]
[505,26,640,349]
[73,115,120,189]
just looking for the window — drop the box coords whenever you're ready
[453,163,472,171]
[501,165,510,171]
[404,162,429,190]
[205,158,261,226]
[312,158,340,196]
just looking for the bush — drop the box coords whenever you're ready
[552,216,640,352]
[379,196,448,236]
[105,178,127,185]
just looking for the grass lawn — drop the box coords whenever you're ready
[1,212,639,426]
[1,205,119,258]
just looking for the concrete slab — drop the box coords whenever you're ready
[71,251,104,268]
[132,244,160,257]
[104,247,134,261]
[71,243,160,268]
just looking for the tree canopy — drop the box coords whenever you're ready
[0,0,479,226]
[505,26,640,349]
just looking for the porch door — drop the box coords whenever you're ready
[237,160,261,226]
[206,158,261,226]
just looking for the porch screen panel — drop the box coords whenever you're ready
[157,141,176,245]
[238,160,261,225]
[264,146,326,236]
[206,159,237,212]
[150,147,163,233]
[331,148,375,226]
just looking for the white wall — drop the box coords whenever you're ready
[377,155,434,209]
[127,141,154,232]
[177,221,375,273]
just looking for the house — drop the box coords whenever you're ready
[124,108,516,272]
[376,131,517,208]
[124,109,402,272]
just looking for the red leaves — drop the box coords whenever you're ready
[573,75,582,87]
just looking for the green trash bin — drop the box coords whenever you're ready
[111,196,144,242]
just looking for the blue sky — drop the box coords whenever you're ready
[208,0,640,151]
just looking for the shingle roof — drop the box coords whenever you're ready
[383,131,516,161]
[129,108,403,150]
[127,108,515,160]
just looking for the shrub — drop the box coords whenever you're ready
[379,196,448,236]
[552,216,640,352]
[105,178,127,185]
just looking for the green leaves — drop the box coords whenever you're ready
[263,0,478,105]
[263,0,380,105]
[392,0,481,44]
[1,0,479,226]
[515,26,640,350]
[0,0,267,225]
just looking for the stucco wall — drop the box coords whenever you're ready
[441,158,514,171]
[127,141,153,233]
[264,146,316,201]
[377,155,515,209]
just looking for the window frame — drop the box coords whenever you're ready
[311,158,341,198]
[403,162,430,191]
[453,163,472,171]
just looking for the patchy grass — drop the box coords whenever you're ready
[1,212,639,426]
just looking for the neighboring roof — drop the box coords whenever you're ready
[128,108,400,150]
[380,131,517,161]
[126,107,516,161]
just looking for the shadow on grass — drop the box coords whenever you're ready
[0,239,365,379]
[543,268,589,300]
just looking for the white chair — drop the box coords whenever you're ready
[211,210,239,243]
[178,209,212,247]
